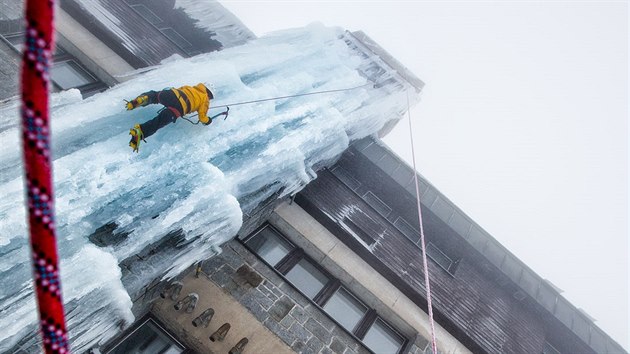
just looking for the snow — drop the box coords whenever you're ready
[0,24,418,351]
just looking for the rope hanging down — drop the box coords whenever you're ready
[21,0,69,353]
[406,92,438,353]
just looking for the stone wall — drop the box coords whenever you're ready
[200,239,429,354]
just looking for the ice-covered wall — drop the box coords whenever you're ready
[0,24,419,351]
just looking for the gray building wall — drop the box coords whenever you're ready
[198,240,429,354]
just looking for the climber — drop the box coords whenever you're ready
[125,83,217,152]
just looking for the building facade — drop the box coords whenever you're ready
[94,135,626,354]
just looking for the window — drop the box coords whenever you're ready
[246,226,293,266]
[363,191,392,218]
[323,287,367,331]
[51,60,97,90]
[330,166,361,191]
[394,216,420,244]
[129,4,163,24]
[244,224,408,354]
[106,318,184,354]
[1,32,105,94]
[393,217,460,275]
[426,242,453,272]
[285,259,330,299]
[363,318,406,354]
[160,28,193,50]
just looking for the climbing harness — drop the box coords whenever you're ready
[406,91,438,354]
[20,0,69,352]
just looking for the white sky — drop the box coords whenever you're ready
[220,0,628,349]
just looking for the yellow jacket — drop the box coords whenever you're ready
[172,83,212,124]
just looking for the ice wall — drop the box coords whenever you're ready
[0,24,418,351]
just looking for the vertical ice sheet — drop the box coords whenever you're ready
[0,24,418,351]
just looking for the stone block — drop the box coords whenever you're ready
[332,326,360,353]
[291,341,306,353]
[304,336,324,354]
[289,305,309,325]
[225,279,247,300]
[235,264,264,287]
[289,321,313,343]
[269,295,296,322]
[279,313,296,329]
[330,337,347,354]
[265,318,296,346]
[201,255,227,275]
[305,318,333,345]
[258,283,279,302]
[243,300,268,323]
[217,244,246,270]
[209,265,234,288]
[321,347,334,354]
[264,280,285,298]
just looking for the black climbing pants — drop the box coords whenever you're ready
[138,90,185,138]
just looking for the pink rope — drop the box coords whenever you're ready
[406,92,438,353]
[21,0,69,352]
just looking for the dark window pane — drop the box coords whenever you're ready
[330,166,361,190]
[363,318,404,354]
[323,287,367,331]
[363,191,391,217]
[51,60,96,89]
[426,242,453,271]
[161,28,193,49]
[130,4,163,24]
[394,217,420,243]
[109,319,184,354]
[246,227,293,266]
[285,259,329,299]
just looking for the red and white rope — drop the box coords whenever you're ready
[21,0,69,352]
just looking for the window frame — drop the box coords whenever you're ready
[50,59,99,90]
[102,314,188,354]
[246,225,296,268]
[1,32,106,95]
[243,224,408,354]
[128,4,163,25]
